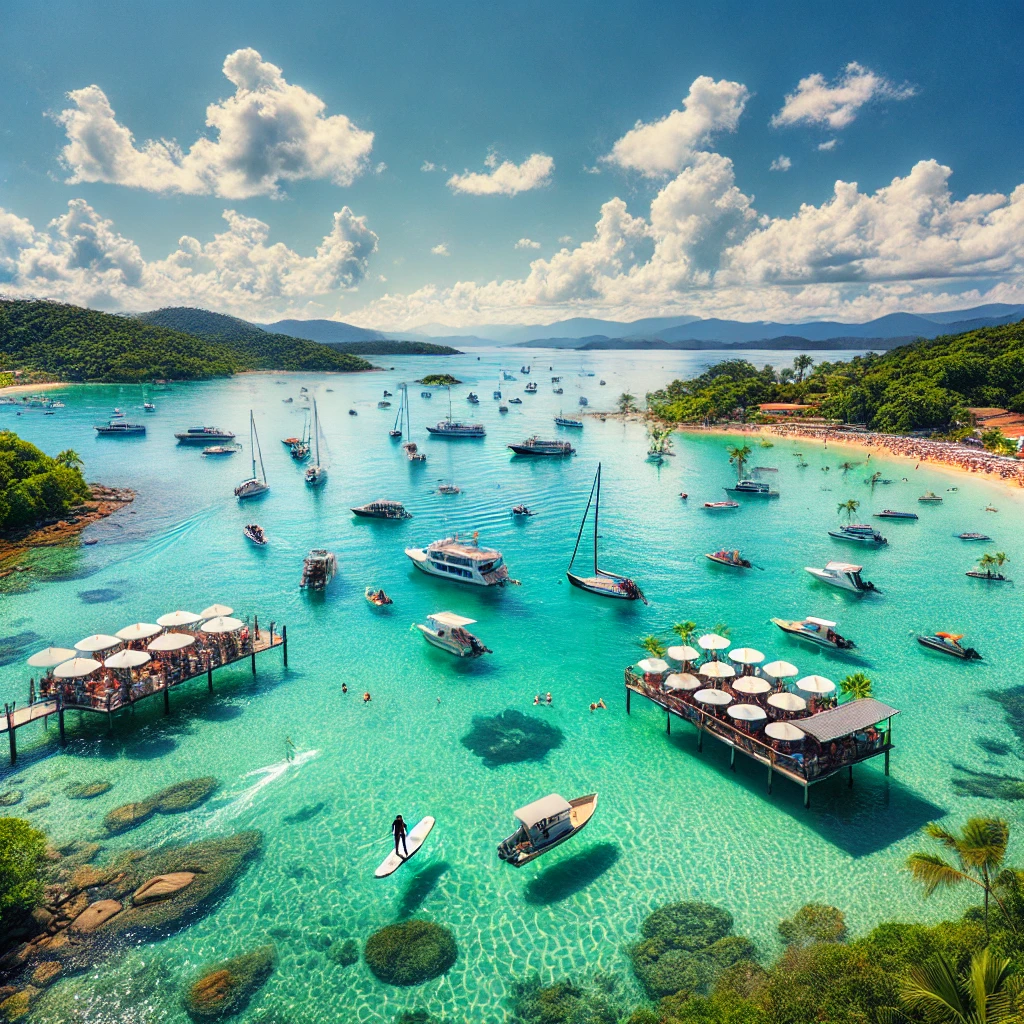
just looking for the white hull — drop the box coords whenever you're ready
[235,479,269,500]
[407,552,490,586]
[416,624,479,657]
[804,568,862,591]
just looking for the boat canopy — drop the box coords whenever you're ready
[514,794,571,828]
[824,561,862,573]
[798,697,900,744]
[428,612,476,628]
[805,616,837,627]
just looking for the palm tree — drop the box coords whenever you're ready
[895,947,1023,1024]
[712,622,731,639]
[907,818,1016,937]
[977,553,1007,579]
[837,499,860,522]
[726,443,752,481]
[840,672,872,701]
[54,449,83,469]
[640,635,666,658]
[995,552,1009,570]
[618,393,638,415]
[793,354,814,382]
[672,621,697,644]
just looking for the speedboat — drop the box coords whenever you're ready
[829,524,887,545]
[554,415,583,428]
[772,615,856,649]
[917,632,981,659]
[95,420,146,435]
[507,437,574,456]
[875,510,918,519]
[704,500,739,510]
[243,524,268,546]
[405,534,511,586]
[918,492,943,503]
[300,549,337,590]
[705,549,751,568]
[525,382,538,393]
[466,392,480,404]
[351,500,412,519]
[175,426,236,444]
[383,390,392,397]
[805,561,877,593]
[725,480,779,497]
[509,397,523,405]
[365,587,393,607]
[415,612,491,657]
[438,483,460,495]
[202,445,240,456]
[143,402,156,411]
[958,532,991,541]
[497,793,598,867]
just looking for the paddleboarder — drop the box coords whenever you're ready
[392,814,409,858]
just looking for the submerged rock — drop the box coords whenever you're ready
[364,920,457,986]
[182,945,276,1020]
[26,797,50,812]
[103,777,218,834]
[460,709,564,768]
[326,938,358,967]
[103,801,155,834]
[65,781,112,800]
[132,872,196,904]
[69,899,122,933]
[0,790,23,806]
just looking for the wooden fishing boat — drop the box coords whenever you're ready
[497,793,599,867]
[365,587,393,606]
[705,549,751,569]
[917,632,981,659]
[566,464,646,603]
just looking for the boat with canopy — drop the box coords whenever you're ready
[415,611,491,657]
[771,615,856,649]
[497,793,598,867]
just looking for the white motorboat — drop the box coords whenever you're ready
[304,398,327,487]
[828,524,887,544]
[243,524,268,546]
[405,533,510,586]
[415,612,491,657]
[175,426,236,444]
[771,615,856,649]
[804,560,877,593]
[497,793,599,867]
[555,415,583,428]
[234,411,269,499]
[725,479,779,497]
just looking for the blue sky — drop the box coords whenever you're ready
[1,0,1022,328]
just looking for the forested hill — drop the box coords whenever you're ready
[136,307,373,372]
[325,340,462,355]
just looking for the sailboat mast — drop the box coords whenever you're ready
[404,383,411,436]
[447,385,453,423]
[250,411,257,479]
[392,389,403,434]
[593,462,601,572]
[313,400,320,464]
[568,466,599,570]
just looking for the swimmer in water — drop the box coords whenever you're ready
[590,703,597,712]
[341,683,348,694]
[363,692,371,703]
[545,692,552,705]
[598,698,606,709]
[533,695,540,705]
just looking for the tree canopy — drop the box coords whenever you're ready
[0,430,92,530]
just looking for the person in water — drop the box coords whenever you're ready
[392,814,409,858]
[546,692,552,705]
[342,683,348,694]
[284,736,295,762]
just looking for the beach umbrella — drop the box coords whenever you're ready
[53,658,102,679]
[200,604,234,619]
[699,661,735,679]
[148,633,195,652]
[796,674,836,695]
[156,610,201,627]
[767,692,807,712]
[200,616,245,634]
[733,678,772,695]
[762,660,799,679]
[663,673,701,691]
[27,647,76,668]
[765,721,806,742]
[636,658,670,675]
[104,649,151,670]
[115,623,161,641]
[74,634,121,654]
[727,703,767,722]
[729,647,764,665]
[666,645,700,663]
[694,688,732,706]
[697,634,730,651]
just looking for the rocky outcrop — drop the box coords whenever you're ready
[0,791,23,806]
[65,781,112,800]
[69,900,122,933]
[364,920,458,986]
[182,945,275,1020]
[132,872,195,905]
[103,777,218,834]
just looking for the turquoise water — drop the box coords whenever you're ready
[3,347,1024,1022]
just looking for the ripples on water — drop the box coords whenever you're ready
[3,348,1024,1021]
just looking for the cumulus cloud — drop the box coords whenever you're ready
[772,62,916,130]
[558,235,573,244]
[770,155,792,172]
[818,139,838,151]
[603,76,749,177]
[431,243,450,256]
[54,48,374,199]
[515,238,541,250]
[0,199,377,318]
[447,153,554,196]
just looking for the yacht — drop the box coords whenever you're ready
[525,382,538,394]
[426,420,485,438]
[175,426,236,444]
[875,509,918,519]
[725,480,779,497]
[497,793,599,867]
[804,561,877,593]
[304,399,327,487]
[828,524,887,545]
[405,534,511,586]
[918,491,943,503]
[95,420,146,436]
[300,549,337,591]
[507,437,575,457]
[234,411,269,499]
[415,612,491,658]
[958,532,991,541]
[351,499,412,519]
[555,415,583,428]
[771,615,856,649]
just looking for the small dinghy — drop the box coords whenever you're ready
[704,500,739,510]
[917,632,981,660]
[365,587,393,606]
[705,549,751,568]
[375,816,436,878]
[349,409,358,416]
[497,793,598,867]
[244,524,268,547]
[511,505,535,517]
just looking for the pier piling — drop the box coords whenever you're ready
[666,711,671,735]
[208,667,213,692]
[163,687,170,715]
[282,625,288,668]
[7,707,16,765]
[730,747,736,771]
[767,764,773,794]
[58,701,65,745]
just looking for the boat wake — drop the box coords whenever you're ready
[206,749,321,822]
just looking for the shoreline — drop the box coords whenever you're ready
[0,381,79,397]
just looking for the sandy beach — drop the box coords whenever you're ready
[0,381,79,397]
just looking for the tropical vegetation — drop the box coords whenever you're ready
[0,818,47,930]
[0,431,91,531]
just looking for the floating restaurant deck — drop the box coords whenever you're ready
[624,668,898,806]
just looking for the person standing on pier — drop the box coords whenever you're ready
[392,814,409,858]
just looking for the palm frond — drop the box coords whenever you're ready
[901,955,972,1024]
[959,818,1010,871]
[907,853,973,896]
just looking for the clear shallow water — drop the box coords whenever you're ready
[3,347,1024,1023]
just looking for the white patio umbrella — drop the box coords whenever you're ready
[663,673,701,691]
[666,645,700,663]
[199,604,234,619]
[53,657,102,678]
[74,634,121,654]
[699,661,736,679]
[104,649,151,670]
[796,674,836,696]
[767,692,808,712]
[727,703,767,722]
[762,660,799,679]
[765,721,806,742]
[115,622,161,642]
[636,658,670,675]
[156,610,201,628]
[694,688,733,706]
[200,616,245,634]
[729,647,764,665]
[27,647,76,668]
[733,678,772,695]
[148,633,196,652]
[698,634,730,651]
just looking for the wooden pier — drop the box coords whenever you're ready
[625,669,897,807]
[2,624,288,765]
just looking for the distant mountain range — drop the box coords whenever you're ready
[261,318,387,344]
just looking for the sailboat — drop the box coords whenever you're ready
[390,384,410,439]
[290,410,311,460]
[305,399,327,487]
[566,464,646,602]
[234,411,269,499]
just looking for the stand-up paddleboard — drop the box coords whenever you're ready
[375,816,435,878]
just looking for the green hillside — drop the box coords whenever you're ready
[326,340,461,355]
[0,431,91,530]
[137,307,374,371]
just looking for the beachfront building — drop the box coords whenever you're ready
[966,407,1024,440]
[756,403,821,423]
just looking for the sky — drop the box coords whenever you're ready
[1,0,1023,330]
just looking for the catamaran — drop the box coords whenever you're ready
[234,411,269,499]
[566,463,646,602]
[304,399,327,487]
[175,426,236,444]
[405,533,510,586]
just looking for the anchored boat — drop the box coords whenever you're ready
[415,611,491,657]
[725,479,779,497]
[497,793,599,867]
[829,524,887,545]
[705,549,751,568]
[507,437,575,456]
[304,399,327,488]
[772,615,856,649]
[351,500,412,519]
[405,533,511,586]
[918,492,943,503]
[917,632,981,659]
[804,561,877,593]
[243,524,268,546]
[555,415,584,428]
[875,509,918,519]
[175,426,236,444]
[300,549,337,591]
[425,387,484,437]
[704,500,739,510]
[234,411,269,500]
[365,587,393,606]
[95,420,146,436]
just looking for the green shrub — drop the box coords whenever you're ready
[777,904,847,947]
[0,817,47,927]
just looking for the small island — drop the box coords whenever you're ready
[416,373,463,387]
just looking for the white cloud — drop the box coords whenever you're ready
[818,139,838,151]
[515,238,541,250]
[420,161,436,172]
[583,165,601,175]
[558,235,573,244]
[0,199,377,319]
[374,162,387,175]
[430,243,450,256]
[447,153,554,196]
[772,62,916,130]
[770,155,792,172]
[603,76,749,177]
[53,48,374,199]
